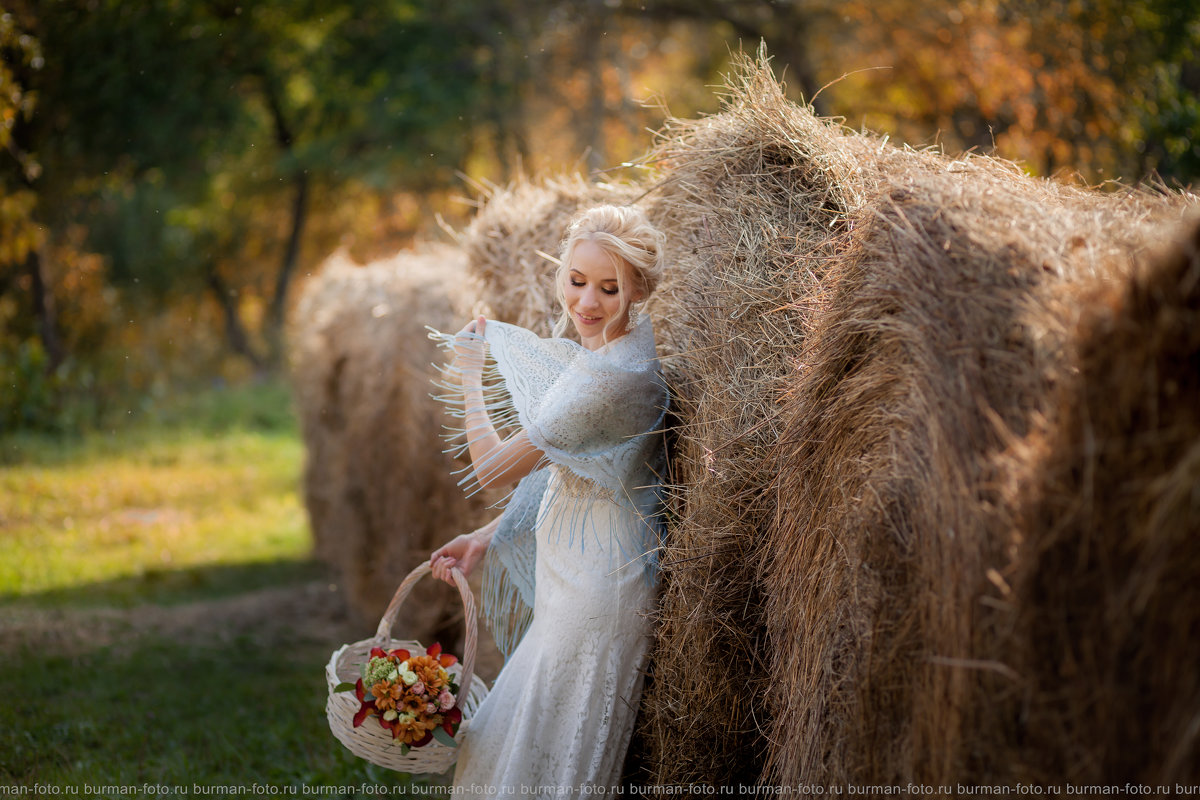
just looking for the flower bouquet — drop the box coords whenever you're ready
[334,643,463,753]
[325,562,488,773]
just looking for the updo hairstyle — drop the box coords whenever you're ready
[551,204,666,340]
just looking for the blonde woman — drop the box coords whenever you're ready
[429,204,668,791]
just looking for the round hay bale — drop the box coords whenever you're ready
[1004,213,1200,784]
[626,50,1199,787]
[628,55,875,785]
[288,244,491,643]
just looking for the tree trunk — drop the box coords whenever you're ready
[27,247,63,371]
[206,265,264,370]
[578,0,609,173]
[258,70,307,364]
[267,169,308,358]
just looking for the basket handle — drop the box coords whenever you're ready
[373,561,479,703]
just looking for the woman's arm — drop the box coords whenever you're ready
[455,316,546,489]
[430,514,500,585]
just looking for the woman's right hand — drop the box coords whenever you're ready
[452,315,487,372]
[430,526,492,586]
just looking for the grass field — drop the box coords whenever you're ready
[0,380,442,794]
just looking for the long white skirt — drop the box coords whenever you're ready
[452,471,657,794]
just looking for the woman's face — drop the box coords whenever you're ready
[563,239,639,350]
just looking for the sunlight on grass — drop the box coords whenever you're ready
[0,380,312,603]
[0,431,308,599]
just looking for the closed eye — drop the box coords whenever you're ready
[570,279,620,296]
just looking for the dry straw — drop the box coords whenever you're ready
[635,51,1198,786]
[626,54,881,785]
[760,168,1191,785]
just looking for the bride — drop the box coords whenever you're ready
[429,204,668,792]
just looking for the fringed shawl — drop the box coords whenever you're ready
[428,318,668,656]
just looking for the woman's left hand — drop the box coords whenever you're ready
[430,527,491,585]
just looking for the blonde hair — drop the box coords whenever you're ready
[551,204,666,342]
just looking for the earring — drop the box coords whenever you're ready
[625,303,640,332]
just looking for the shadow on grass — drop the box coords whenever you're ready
[0,622,442,790]
[0,559,452,792]
[0,558,331,610]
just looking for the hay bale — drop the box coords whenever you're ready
[629,57,880,786]
[631,51,1197,787]
[1005,214,1200,783]
[288,244,491,640]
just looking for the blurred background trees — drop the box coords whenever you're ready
[2,0,1197,433]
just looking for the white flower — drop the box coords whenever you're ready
[398,662,418,686]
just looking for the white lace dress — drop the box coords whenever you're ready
[451,464,657,792]
[429,319,666,794]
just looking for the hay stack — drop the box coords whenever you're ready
[1004,214,1200,783]
[289,244,491,639]
[628,59,887,785]
[632,53,1195,786]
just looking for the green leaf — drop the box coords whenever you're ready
[400,743,410,755]
[333,681,357,693]
[431,726,458,748]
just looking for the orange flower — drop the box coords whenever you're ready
[407,655,450,694]
[400,689,425,716]
[392,711,439,745]
[371,680,402,711]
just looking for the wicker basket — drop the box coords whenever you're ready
[325,562,489,774]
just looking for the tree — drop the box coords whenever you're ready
[817,0,1199,184]
[9,0,499,373]
[0,8,59,370]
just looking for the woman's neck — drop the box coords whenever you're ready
[583,326,628,351]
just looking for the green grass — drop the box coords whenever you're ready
[0,429,310,605]
[0,635,424,791]
[0,379,442,792]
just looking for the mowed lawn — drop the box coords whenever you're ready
[0,382,437,793]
